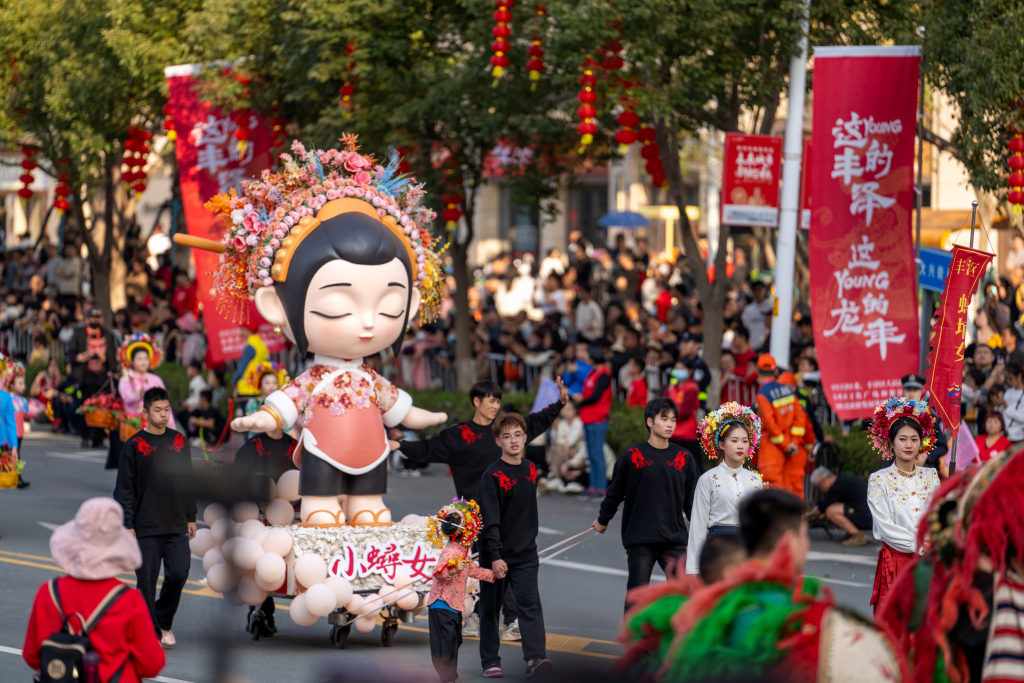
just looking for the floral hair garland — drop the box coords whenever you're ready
[205,135,444,322]
[698,402,762,459]
[426,497,483,549]
[118,332,162,372]
[245,360,289,390]
[1,359,24,390]
[868,396,936,458]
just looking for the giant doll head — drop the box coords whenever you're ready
[203,138,443,360]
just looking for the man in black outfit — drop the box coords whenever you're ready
[393,378,567,639]
[807,466,873,546]
[478,413,553,679]
[68,308,118,447]
[233,426,297,636]
[114,387,196,649]
[591,398,700,608]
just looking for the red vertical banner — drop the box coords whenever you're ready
[924,246,993,431]
[808,46,921,420]
[721,133,783,227]
[164,64,285,363]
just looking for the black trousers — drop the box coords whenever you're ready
[248,595,276,617]
[472,580,518,625]
[136,533,190,634]
[429,607,463,682]
[479,557,545,668]
[625,542,688,609]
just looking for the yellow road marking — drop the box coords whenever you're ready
[0,552,620,660]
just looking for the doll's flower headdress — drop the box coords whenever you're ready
[1,359,24,390]
[698,402,761,459]
[118,332,162,371]
[868,396,936,458]
[245,360,289,390]
[198,135,444,323]
[427,497,483,549]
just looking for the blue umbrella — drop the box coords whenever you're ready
[597,211,650,228]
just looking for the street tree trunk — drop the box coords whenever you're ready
[657,117,731,409]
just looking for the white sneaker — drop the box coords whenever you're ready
[160,630,176,648]
[501,619,521,641]
[563,482,585,494]
[462,612,480,637]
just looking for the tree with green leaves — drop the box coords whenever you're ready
[0,0,199,318]
[189,0,586,389]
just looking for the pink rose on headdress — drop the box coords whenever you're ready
[263,246,274,256]
[245,234,258,246]
[353,171,372,185]
[272,230,285,239]
[316,193,327,205]
[258,269,269,279]
[344,186,358,197]
[326,189,339,200]
[269,239,280,249]
[344,154,369,173]
[234,237,247,252]
[372,197,383,207]
[290,140,307,157]
[354,188,365,197]
[260,257,272,267]
[263,277,273,287]
[242,212,259,231]
[399,215,410,227]
[282,215,294,228]
[250,220,266,234]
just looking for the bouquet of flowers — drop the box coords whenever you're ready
[0,446,24,488]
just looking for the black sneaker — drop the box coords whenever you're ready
[17,476,29,489]
[525,658,553,678]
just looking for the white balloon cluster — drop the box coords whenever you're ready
[190,476,422,632]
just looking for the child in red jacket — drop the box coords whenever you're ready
[426,499,494,683]
[23,497,165,682]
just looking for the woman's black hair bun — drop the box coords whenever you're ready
[440,511,462,537]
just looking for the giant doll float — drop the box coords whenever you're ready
[176,136,454,648]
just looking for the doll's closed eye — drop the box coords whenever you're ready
[379,309,406,319]
[311,311,352,319]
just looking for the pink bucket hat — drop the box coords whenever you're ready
[49,498,142,580]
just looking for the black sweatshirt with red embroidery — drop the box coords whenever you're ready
[113,428,196,537]
[597,440,700,548]
[396,400,563,503]
[232,433,297,482]
[478,457,540,565]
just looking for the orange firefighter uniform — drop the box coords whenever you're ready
[755,371,816,497]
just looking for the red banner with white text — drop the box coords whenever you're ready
[924,246,993,431]
[721,133,783,227]
[808,46,921,420]
[164,64,286,364]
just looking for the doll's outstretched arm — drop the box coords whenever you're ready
[402,406,448,430]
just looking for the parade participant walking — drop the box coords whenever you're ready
[395,379,567,503]
[113,387,196,648]
[866,397,940,615]
[425,498,494,683]
[574,345,613,501]
[0,357,27,488]
[478,413,552,678]
[69,308,119,448]
[621,488,905,683]
[233,425,297,637]
[753,354,813,496]
[685,403,764,575]
[807,467,872,546]
[591,397,699,603]
[23,497,166,682]
[107,333,174,470]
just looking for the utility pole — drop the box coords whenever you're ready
[768,0,810,369]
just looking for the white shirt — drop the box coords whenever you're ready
[186,375,209,411]
[1003,386,1024,441]
[741,297,774,350]
[685,461,764,574]
[575,299,604,341]
[867,464,940,554]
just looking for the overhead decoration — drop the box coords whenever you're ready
[54,172,72,214]
[441,189,463,233]
[339,44,357,115]
[490,0,514,82]
[615,83,639,154]
[162,102,177,142]
[526,4,547,89]
[269,116,287,150]
[1009,109,1024,222]
[232,109,253,160]
[638,125,665,189]
[17,146,35,201]
[122,128,151,196]
[576,60,599,152]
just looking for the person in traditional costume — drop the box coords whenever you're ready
[3,360,29,488]
[620,487,906,683]
[241,361,289,438]
[866,397,941,615]
[685,402,764,575]
[106,333,174,471]
[426,498,494,683]
[204,138,448,527]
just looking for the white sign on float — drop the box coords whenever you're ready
[327,540,439,583]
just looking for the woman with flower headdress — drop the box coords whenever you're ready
[685,402,764,575]
[193,137,449,527]
[105,333,174,470]
[866,396,941,615]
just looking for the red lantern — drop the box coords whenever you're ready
[575,61,600,151]
[18,147,36,202]
[637,124,666,189]
[491,0,515,80]
[123,128,150,192]
[54,172,72,214]
[442,190,464,230]
[1011,128,1024,217]
[339,44,357,113]
[614,86,639,154]
[526,4,547,89]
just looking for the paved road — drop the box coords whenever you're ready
[0,431,880,682]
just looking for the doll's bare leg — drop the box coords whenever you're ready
[300,495,346,524]
[345,495,391,524]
